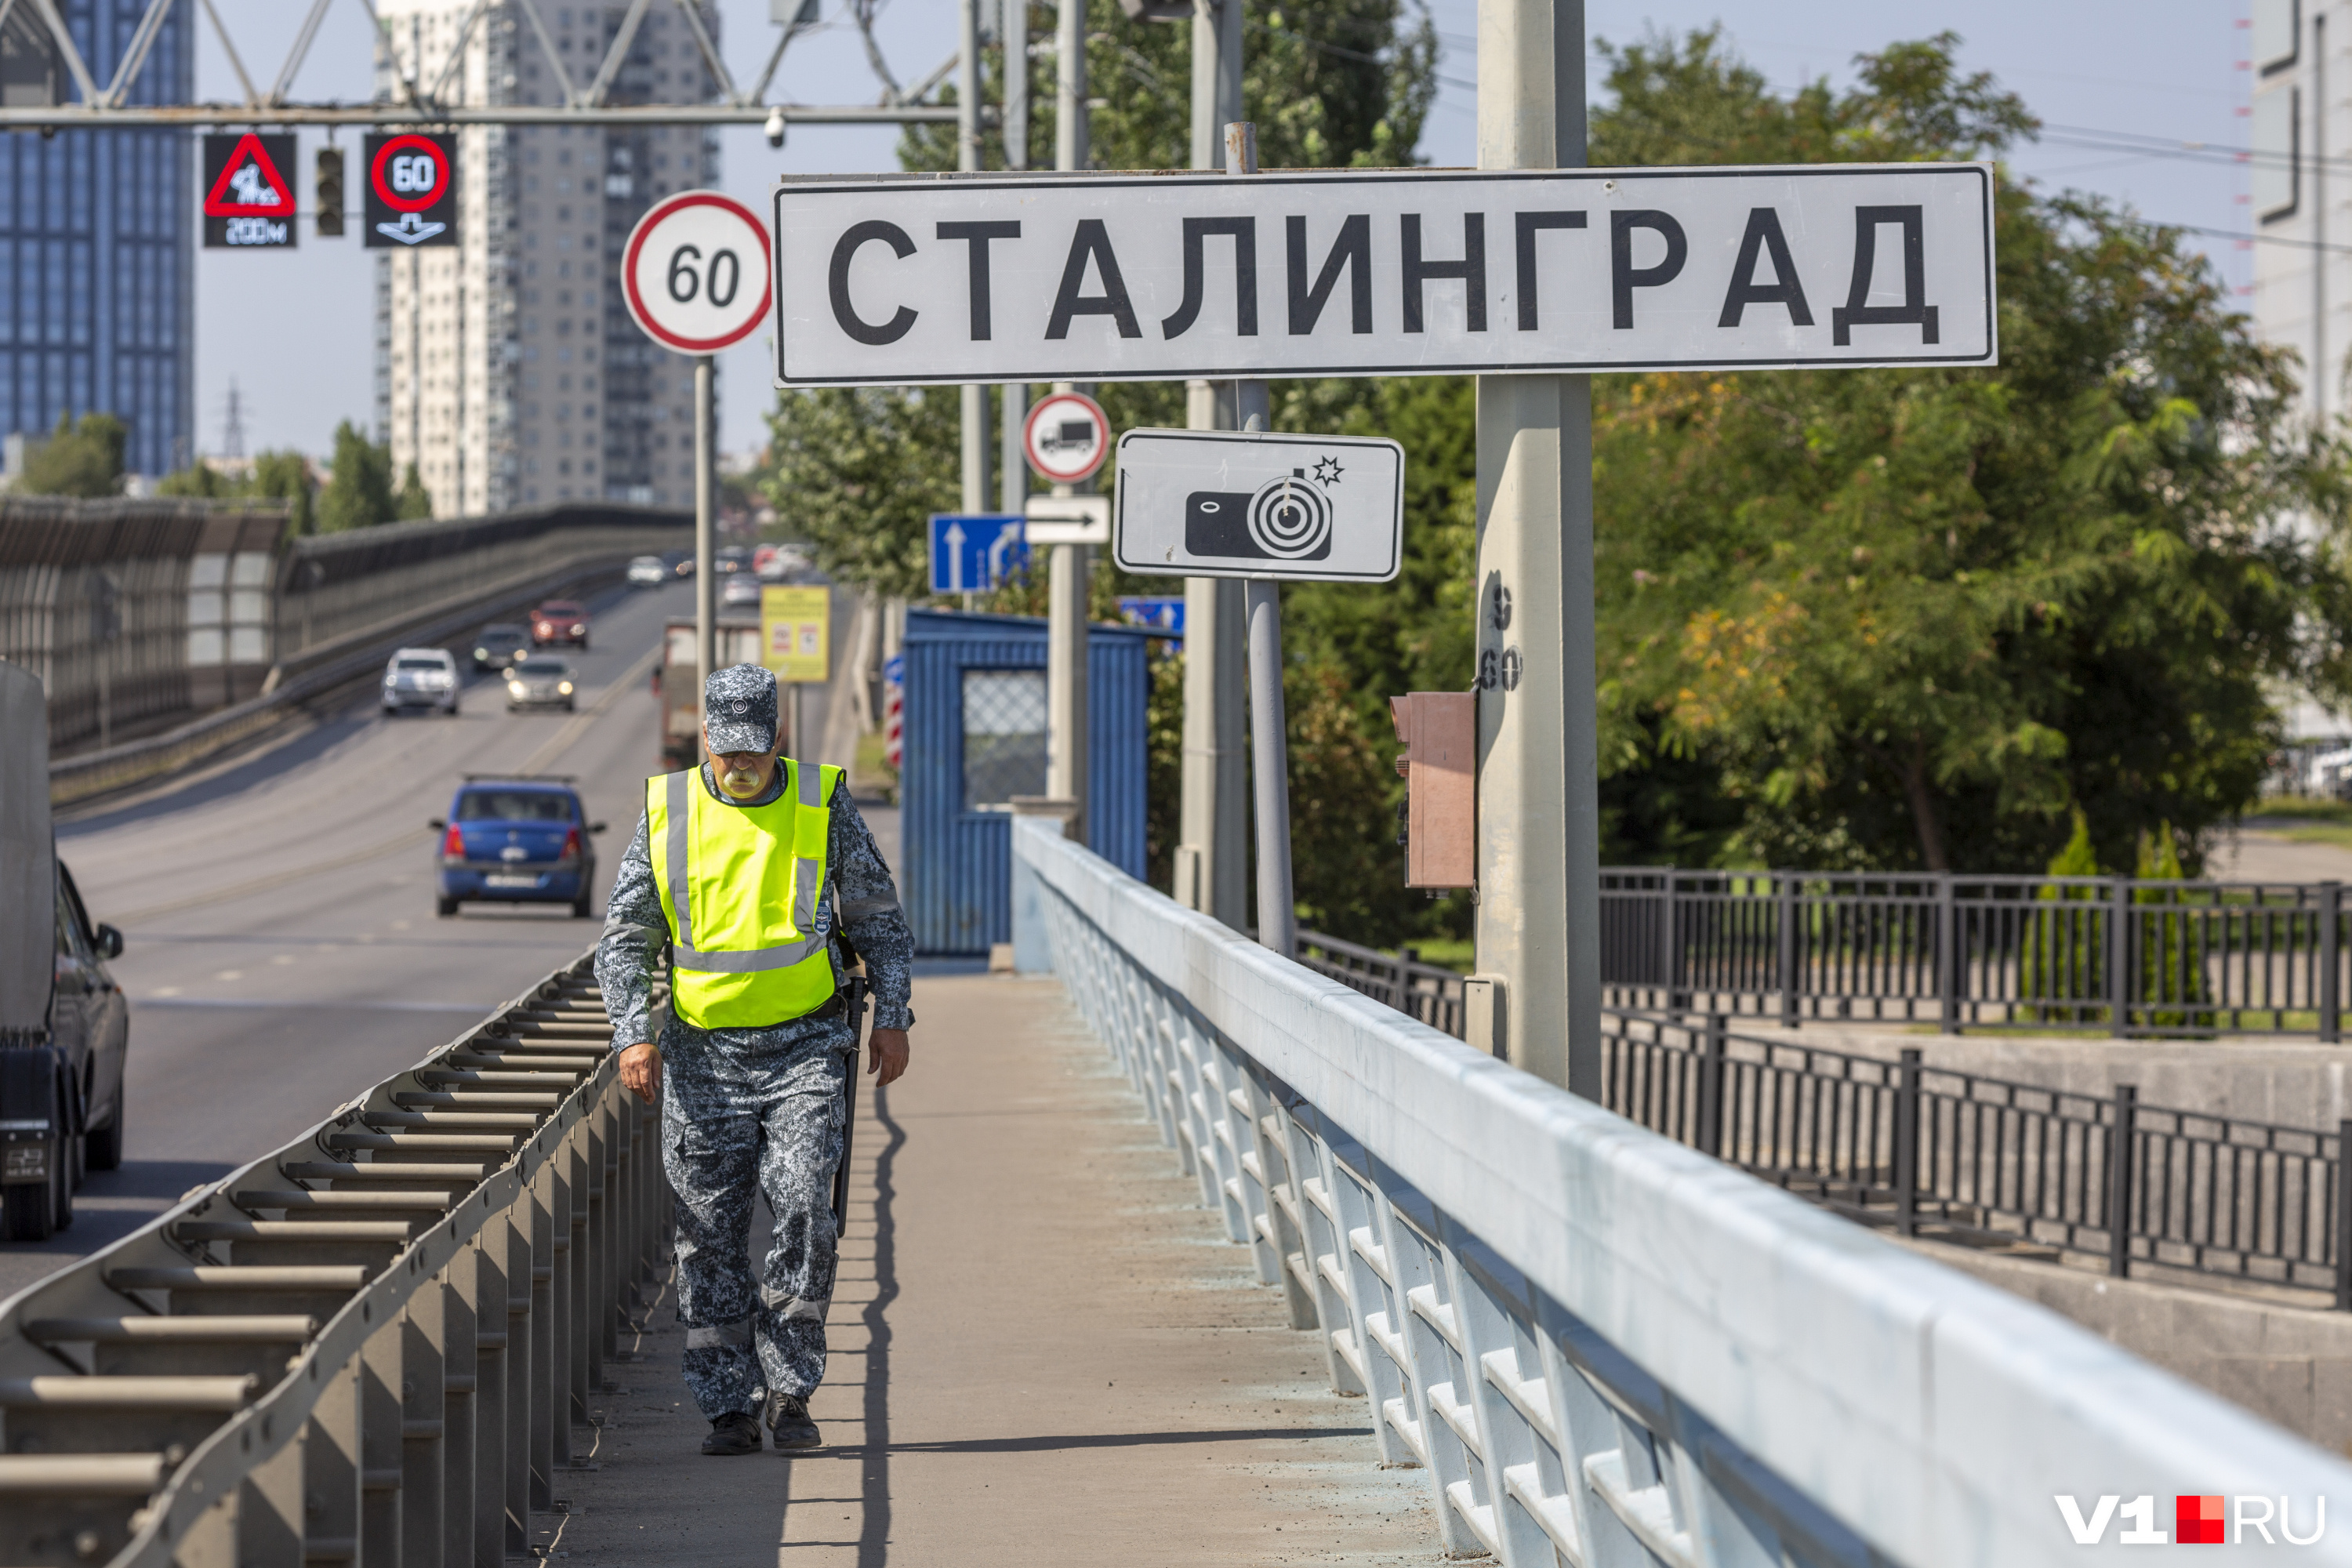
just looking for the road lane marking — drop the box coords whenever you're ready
[514,640,664,775]
[102,635,662,927]
[104,827,433,924]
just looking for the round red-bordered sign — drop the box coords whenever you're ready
[622,191,773,355]
[370,134,451,213]
[1022,390,1110,485]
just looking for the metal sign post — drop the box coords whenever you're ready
[1022,388,1108,838]
[622,191,775,750]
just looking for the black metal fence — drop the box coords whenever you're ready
[1600,867,2352,1039]
[1289,927,2352,1305]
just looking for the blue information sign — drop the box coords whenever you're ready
[928,514,1027,594]
[1116,597,1185,635]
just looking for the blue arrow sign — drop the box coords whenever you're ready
[928,514,1027,594]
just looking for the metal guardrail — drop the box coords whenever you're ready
[1017,818,2352,1565]
[1599,866,2352,1038]
[1601,1011,2351,1305]
[1284,931,2352,1306]
[0,953,667,1568]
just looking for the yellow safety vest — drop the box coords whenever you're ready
[645,760,842,1029]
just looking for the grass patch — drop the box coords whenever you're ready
[1401,937,1473,972]
[2244,796,2352,823]
[852,729,897,803]
[2270,824,2352,851]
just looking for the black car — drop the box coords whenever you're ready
[473,622,530,672]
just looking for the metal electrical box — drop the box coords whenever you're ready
[1390,692,1475,889]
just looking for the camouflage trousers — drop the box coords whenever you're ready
[662,1036,851,1418]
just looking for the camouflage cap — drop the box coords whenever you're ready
[703,663,779,755]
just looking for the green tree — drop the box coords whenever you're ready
[157,449,319,536]
[766,386,960,600]
[1588,31,2349,877]
[251,451,318,535]
[393,462,434,521]
[19,412,128,498]
[154,461,235,499]
[316,421,397,532]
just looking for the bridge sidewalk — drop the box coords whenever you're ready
[553,973,1436,1564]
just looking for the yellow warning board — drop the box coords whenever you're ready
[760,585,830,684]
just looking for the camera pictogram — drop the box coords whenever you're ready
[1183,468,1335,562]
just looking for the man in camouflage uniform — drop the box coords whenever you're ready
[597,664,914,1455]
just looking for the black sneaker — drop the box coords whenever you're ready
[701,1411,761,1456]
[767,1391,821,1450]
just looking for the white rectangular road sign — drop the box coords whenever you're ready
[1113,429,1403,583]
[1024,493,1112,546]
[773,164,1993,387]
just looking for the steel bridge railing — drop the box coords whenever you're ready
[1598,866,2352,1039]
[1283,929,2352,1307]
[1017,819,2352,1568]
[0,953,667,1568]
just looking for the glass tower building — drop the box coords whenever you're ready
[0,0,192,478]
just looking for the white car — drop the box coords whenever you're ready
[382,647,459,716]
[720,572,764,608]
[626,554,667,588]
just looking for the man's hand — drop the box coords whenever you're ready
[866,1028,909,1087]
[618,1041,662,1104]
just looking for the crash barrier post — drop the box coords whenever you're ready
[1015,817,2352,1566]
[0,952,669,1567]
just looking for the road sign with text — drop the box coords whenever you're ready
[760,584,831,683]
[928,514,1028,594]
[625,191,774,354]
[364,132,457,248]
[203,133,297,249]
[1113,428,1403,583]
[773,164,1994,387]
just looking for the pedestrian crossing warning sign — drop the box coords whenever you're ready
[202,132,297,249]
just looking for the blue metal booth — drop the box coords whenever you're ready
[900,608,1153,954]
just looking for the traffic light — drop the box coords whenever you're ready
[316,147,343,238]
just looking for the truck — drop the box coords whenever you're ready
[2,659,130,1241]
[652,615,764,772]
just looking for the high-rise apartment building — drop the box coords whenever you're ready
[0,1,192,478]
[375,1,717,515]
[2252,0,2347,422]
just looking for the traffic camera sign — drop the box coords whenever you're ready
[773,164,1994,385]
[364,132,456,248]
[1112,428,1403,583]
[624,192,773,354]
[1022,390,1108,484]
[203,133,296,249]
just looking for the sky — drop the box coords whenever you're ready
[193,0,2245,467]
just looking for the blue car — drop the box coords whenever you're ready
[431,777,607,919]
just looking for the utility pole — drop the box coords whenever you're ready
[1000,0,1029,522]
[1174,0,1247,925]
[959,0,989,519]
[1045,0,1091,831]
[1472,0,1598,1096]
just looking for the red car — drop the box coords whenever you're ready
[532,600,590,649]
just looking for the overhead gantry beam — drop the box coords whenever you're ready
[0,0,968,129]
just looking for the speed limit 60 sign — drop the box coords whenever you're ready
[364,132,456,249]
[624,192,773,354]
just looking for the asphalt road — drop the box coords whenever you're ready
[0,575,779,1298]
